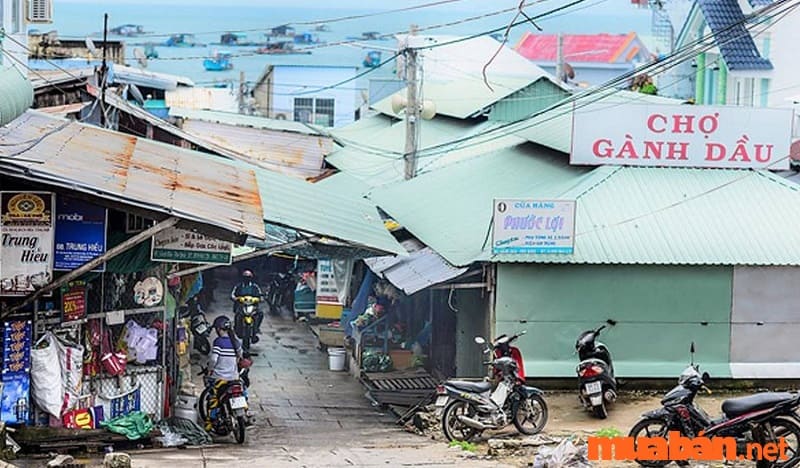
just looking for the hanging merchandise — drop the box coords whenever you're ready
[54,337,84,414]
[133,277,163,307]
[83,320,102,378]
[30,332,64,418]
[100,328,126,376]
[123,320,159,365]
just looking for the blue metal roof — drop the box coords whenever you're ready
[748,0,773,7]
[697,0,772,71]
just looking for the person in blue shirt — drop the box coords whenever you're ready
[204,315,242,431]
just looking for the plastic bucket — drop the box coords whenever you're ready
[174,395,198,422]
[328,347,346,371]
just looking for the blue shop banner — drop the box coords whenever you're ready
[0,372,30,424]
[54,196,107,271]
[2,321,31,374]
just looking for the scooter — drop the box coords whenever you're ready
[179,297,211,355]
[435,334,548,442]
[233,295,261,352]
[575,322,617,419]
[197,366,249,444]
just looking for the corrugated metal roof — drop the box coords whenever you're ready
[0,111,265,240]
[370,147,800,266]
[365,239,467,295]
[109,64,195,90]
[177,119,330,179]
[169,108,326,136]
[165,88,238,113]
[28,68,94,90]
[515,32,648,64]
[368,144,592,266]
[253,167,406,256]
[514,89,687,153]
[36,102,88,116]
[0,66,33,126]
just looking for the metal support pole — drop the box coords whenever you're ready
[100,13,109,128]
[403,25,419,180]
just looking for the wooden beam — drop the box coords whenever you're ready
[166,237,316,279]
[4,216,180,317]
[429,282,488,291]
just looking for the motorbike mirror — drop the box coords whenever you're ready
[606,319,618,326]
[474,336,486,345]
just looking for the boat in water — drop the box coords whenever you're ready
[363,50,382,68]
[164,33,204,47]
[293,32,322,45]
[255,41,311,55]
[144,42,159,59]
[346,31,387,41]
[314,24,331,32]
[110,24,147,36]
[203,50,234,71]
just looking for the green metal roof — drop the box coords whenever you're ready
[368,144,595,266]
[169,108,326,135]
[0,66,33,126]
[370,149,800,266]
[514,89,687,153]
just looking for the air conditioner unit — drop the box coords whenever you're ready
[274,113,287,120]
[27,0,53,24]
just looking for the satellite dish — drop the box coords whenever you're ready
[85,37,98,57]
[128,84,145,106]
[133,48,148,68]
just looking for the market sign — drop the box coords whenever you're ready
[0,192,55,296]
[61,280,87,323]
[492,199,576,254]
[151,227,232,264]
[570,102,794,170]
[54,196,107,272]
[316,259,340,304]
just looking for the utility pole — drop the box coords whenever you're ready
[238,71,246,114]
[555,32,564,83]
[100,13,109,128]
[403,24,419,180]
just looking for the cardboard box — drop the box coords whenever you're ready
[389,349,415,370]
[318,325,344,347]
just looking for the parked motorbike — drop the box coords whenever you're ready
[435,334,548,442]
[179,297,211,355]
[576,322,617,419]
[197,368,249,444]
[629,344,800,468]
[267,268,296,316]
[233,295,261,352]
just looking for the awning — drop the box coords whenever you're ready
[0,66,33,126]
[365,239,467,295]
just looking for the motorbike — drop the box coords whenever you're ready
[267,268,296,316]
[197,368,249,444]
[233,295,261,352]
[435,333,548,442]
[199,363,253,430]
[179,297,211,355]
[629,343,800,468]
[576,322,617,419]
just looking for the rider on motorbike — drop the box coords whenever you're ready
[204,316,243,431]
[230,270,264,335]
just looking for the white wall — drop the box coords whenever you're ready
[271,66,360,128]
[0,0,29,73]
[760,11,800,110]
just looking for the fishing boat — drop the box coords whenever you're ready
[164,33,204,47]
[255,41,311,55]
[203,50,234,71]
[110,24,146,36]
[346,31,387,41]
[293,32,321,45]
[266,24,295,37]
[363,50,382,68]
[314,24,331,32]
[144,43,159,59]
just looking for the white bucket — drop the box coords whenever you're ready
[174,394,198,422]
[328,347,346,371]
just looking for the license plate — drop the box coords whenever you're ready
[230,396,248,409]
[435,396,448,407]
[585,381,602,394]
[196,324,207,334]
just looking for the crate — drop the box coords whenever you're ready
[318,325,345,347]
[389,349,415,370]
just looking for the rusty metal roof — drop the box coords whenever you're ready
[0,111,265,240]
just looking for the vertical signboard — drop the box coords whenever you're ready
[316,259,340,303]
[1,320,31,424]
[54,196,107,271]
[61,280,88,322]
[0,192,55,296]
[492,199,576,254]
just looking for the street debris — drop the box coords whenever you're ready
[531,438,592,468]
[488,434,559,452]
[103,452,132,468]
[46,454,75,467]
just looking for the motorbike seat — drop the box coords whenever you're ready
[446,380,493,393]
[722,392,795,418]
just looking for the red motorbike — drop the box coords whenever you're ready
[491,330,527,382]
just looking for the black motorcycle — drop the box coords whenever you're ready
[629,344,800,468]
[266,269,295,316]
[436,335,548,442]
[179,297,211,355]
[576,322,617,419]
[197,367,249,444]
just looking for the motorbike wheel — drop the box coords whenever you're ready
[591,402,608,419]
[513,394,548,435]
[195,335,211,355]
[755,416,800,468]
[230,407,246,444]
[241,325,252,352]
[198,386,210,423]
[628,417,672,467]
[441,400,479,442]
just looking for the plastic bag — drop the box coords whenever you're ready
[54,337,84,413]
[30,332,65,418]
[531,438,592,468]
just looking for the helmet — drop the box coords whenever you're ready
[213,316,231,331]
[242,270,254,278]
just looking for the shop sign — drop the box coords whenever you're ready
[570,103,793,169]
[492,199,576,254]
[316,259,341,304]
[61,280,88,323]
[0,192,55,296]
[54,196,107,271]
[151,227,232,264]
[1,320,32,425]
[2,320,31,374]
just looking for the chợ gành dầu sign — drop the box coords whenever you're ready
[570,102,794,169]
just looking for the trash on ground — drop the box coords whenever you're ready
[531,437,593,468]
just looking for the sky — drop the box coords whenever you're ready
[54,0,578,10]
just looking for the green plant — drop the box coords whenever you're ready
[449,440,478,452]
[595,426,622,438]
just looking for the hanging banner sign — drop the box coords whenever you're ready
[316,259,341,304]
[151,227,232,264]
[492,199,576,254]
[570,102,794,170]
[0,192,55,296]
[54,196,107,271]
[2,321,32,375]
[61,280,88,323]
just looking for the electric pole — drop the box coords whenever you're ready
[100,13,109,128]
[238,71,246,114]
[555,32,564,83]
[403,24,419,180]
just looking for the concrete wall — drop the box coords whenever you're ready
[270,66,359,128]
[495,263,733,378]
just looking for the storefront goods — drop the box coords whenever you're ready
[54,337,83,413]
[99,411,153,440]
[362,349,392,372]
[30,333,63,418]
